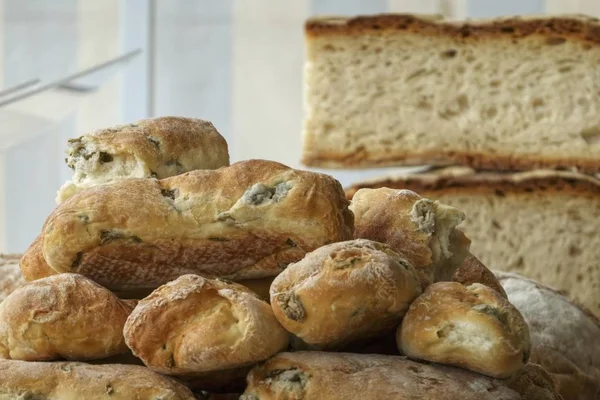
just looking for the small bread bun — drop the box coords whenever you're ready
[0,274,135,361]
[270,239,422,349]
[19,235,58,282]
[350,188,470,288]
[398,281,530,378]
[453,253,507,298]
[123,275,288,389]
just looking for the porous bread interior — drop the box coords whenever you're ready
[303,31,600,166]
[431,191,600,315]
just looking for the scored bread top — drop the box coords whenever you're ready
[345,166,600,199]
[306,13,600,45]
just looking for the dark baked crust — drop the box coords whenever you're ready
[306,149,600,177]
[453,253,508,298]
[345,167,600,200]
[306,14,600,46]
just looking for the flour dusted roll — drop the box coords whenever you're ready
[270,239,421,349]
[398,281,530,378]
[350,188,470,288]
[0,273,135,361]
[0,359,195,399]
[0,254,26,302]
[124,275,289,391]
[453,253,507,298]
[39,159,353,291]
[241,352,560,400]
[496,271,600,400]
[57,116,230,203]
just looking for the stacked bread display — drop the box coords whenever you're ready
[0,116,583,399]
[302,13,600,316]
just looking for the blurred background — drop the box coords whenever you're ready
[1,0,599,252]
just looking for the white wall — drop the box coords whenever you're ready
[1,0,599,252]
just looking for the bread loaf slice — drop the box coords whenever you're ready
[57,116,230,203]
[346,167,600,315]
[40,159,354,291]
[242,352,561,399]
[303,14,600,172]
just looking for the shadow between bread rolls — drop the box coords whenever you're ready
[123,274,289,392]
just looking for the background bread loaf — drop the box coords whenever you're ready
[124,275,288,390]
[57,116,230,203]
[303,14,600,173]
[0,274,135,361]
[346,167,600,315]
[495,271,600,400]
[398,282,530,378]
[242,351,559,400]
[350,187,470,288]
[0,359,195,399]
[453,253,507,298]
[270,239,421,349]
[39,160,353,290]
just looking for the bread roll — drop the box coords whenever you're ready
[124,275,289,390]
[57,116,230,203]
[270,239,421,349]
[0,254,25,302]
[350,187,470,288]
[0,274,135,361]
[496,271,600,400]
[398,281,530,378]
[242,351,558,399]
[0,359,195,399]
[39,159,353,291]
[453,253,507,298]
[19,235,58,282]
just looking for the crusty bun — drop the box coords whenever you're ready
[270,239,421,349]
[398,281,530,378]
[124,275,289,390]
[0,254,26,303]
[350,188,470,288]
[0,359,195,399]
[496,271,600,400]
[453,253,507,298]
[57,116,230,203]
[0,274,135,361]
[241,351,558,399]
[19,235,57,282]
[39,160,354,291]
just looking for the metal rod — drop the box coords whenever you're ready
[0,78,40,98]
[0,49,142,108]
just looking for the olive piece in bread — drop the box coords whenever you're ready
[398,281,530,378]
[270,239,422,349]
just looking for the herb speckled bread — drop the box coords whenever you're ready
[35,160,353,291]
[57,116,230,203]
[303,14,600,172]
[346,167,600,315]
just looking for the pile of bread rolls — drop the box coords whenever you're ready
[0,117,597,400]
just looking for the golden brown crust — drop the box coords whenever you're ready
[19,235,58,282]
[453,253,508,298]
[310,147,600,176]
[0,359,195,399]
[124,275,289,388]
[242,352,529,399]
[350,188,469,288]
[398,282,531,379]
[40,159,354,290]
[0,254,26,302]
[0,274,135,361]
[306,14,600,45]
[344,166,600,199]
[270,239,421,349]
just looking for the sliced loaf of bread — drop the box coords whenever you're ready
[303,14,600,172]
[346,167,600,315]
